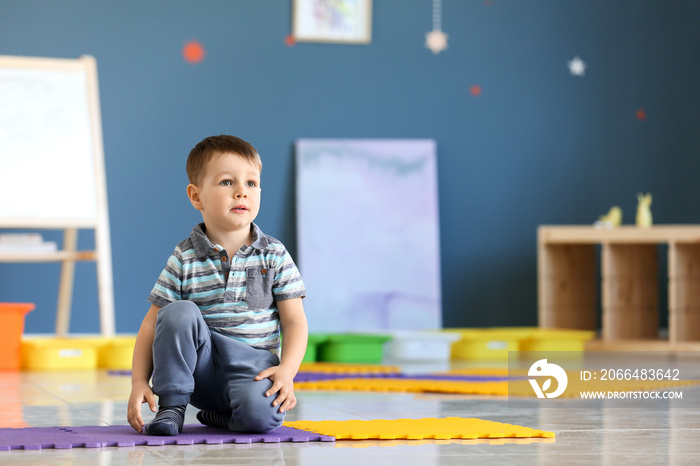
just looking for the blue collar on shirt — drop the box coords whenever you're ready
[190,222,269,259]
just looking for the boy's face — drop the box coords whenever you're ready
[187,152,261,236]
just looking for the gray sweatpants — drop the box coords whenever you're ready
[151,300,285,433]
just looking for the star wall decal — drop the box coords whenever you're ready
[567,56,586,76]
[425,29,448,55]
[182,40,206,64]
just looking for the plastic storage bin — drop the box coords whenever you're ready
[448,327,597,360]
[21,336,139,371]
[98,336,137,370]
[21,337,99,370]
[303,334,329,363]
[383,331,460,361]
[519,329,596,352]
[0,303,34,370]
[317,334,392,363]
[448,328,534,361]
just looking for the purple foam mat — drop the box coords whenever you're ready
[294,372,510,382]
[109,371,512,382]
[0,425,334,451]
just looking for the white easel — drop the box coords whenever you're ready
[0,55,115,336]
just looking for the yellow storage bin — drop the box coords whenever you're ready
[21,336,138,371]
[98,336,136,370]
[447,328,533,361]
[446,327,597,360]
[520,329,595,352]
[21,337,100,370]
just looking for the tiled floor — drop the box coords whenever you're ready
[2,354,700,465]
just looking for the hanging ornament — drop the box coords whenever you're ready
[567,56,586,76]
[425,0,448,54]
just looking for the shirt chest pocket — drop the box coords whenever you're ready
[245,266,275,309]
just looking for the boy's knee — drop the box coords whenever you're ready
[230,383,284,433]
[235,405,284,434]
[156,300,200,330]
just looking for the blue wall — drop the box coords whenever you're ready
[1,1,699,334]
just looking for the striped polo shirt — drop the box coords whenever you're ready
[148,222,306,355]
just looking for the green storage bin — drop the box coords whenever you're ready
[317,334,392,363]
[303,334,329,363]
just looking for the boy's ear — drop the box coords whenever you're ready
[187,184,203,210]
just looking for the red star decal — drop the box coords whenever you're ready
[285,35,296,46]
[470,84,482,97]
[636,108,647,121]
[183,40,206,64]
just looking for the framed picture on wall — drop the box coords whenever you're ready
[293,0,372,44]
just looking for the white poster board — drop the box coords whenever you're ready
[0,55,114,335]
[296,139,442,333]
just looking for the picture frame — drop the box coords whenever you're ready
[292,0,372,44]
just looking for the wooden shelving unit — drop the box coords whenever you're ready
[538,225,700,351]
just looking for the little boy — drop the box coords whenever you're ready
[127,135,307,436]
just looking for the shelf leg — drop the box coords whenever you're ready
[538,242,597,330]
[668,242,700,342]
[602,243,658,340]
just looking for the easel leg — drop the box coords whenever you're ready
[96,218,115,336]
[56,228,77,336]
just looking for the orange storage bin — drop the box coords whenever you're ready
[0,303,34,370]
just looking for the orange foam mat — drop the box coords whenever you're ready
[295,378,508,395]
[298,362,401,374]
[285,417,555,440]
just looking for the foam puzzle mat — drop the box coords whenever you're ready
[294,373,508,383]
[298,362,401,374]
[295,378,509,395]
[0,425,333,451]
[508,373,700,398]
[296,371,700,397]
[445,368,510,376]
[286,417,555,440]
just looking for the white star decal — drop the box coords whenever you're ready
[568,56,586,76]
[425,29,448,55]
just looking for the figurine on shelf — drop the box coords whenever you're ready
[594,206,622,229]
[636,193,653,228]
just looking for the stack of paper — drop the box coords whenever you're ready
[0,233,58,253]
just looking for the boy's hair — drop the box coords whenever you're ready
[186,135,262,185]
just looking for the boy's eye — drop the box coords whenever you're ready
[220,180,232,186]
[246,180,258,188]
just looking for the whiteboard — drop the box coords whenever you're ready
[0,55,105,228]
[0,55,115,335]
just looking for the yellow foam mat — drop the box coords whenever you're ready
[299,362,401,374]
[444,368,510,376]
[295,378,508,395]
[331,437,555,448]
[508,373,700,398]
[296,374,700,397]
[285,417,555,440]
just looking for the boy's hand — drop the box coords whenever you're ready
[255,364,297,413]
[127,381,157,433]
